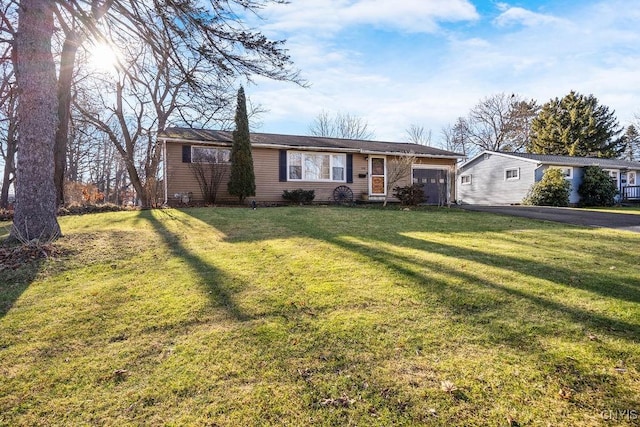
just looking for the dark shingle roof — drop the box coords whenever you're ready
[158,127,465,159]
[501,152,640,169]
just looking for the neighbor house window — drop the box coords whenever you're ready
[605,170,618,180]
[505,168,520,180]
[192,146,230,163]
[629,172,637,186]
[605,169,620,188]
[288,151,346,182]
[461,175,472,185]
[550,166,573,179]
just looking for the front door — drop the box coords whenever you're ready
[369,157,386,196]
[413,169,448,205]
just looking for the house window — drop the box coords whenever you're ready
[505,168,520,180]
[192,146,230,163]
[605,169,620,188]
[461,175,471,185]
[629,172,637,186]
[332,155,345,181]
[288,151,346,182]
[549,167,573,179]
[289,152,302,179]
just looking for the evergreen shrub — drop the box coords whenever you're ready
[578,166,617,206]
[282,189,315,205]
[524,168,570,206]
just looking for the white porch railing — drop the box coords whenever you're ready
[622,185,640,201]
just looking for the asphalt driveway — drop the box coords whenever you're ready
[456,205,640,233]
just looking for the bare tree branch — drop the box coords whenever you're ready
[309,110,375,140]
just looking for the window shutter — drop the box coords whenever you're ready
[346,154,353,183]
[182,145,191,163]
[279,150,287,182]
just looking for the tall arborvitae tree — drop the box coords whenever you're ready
[227,87,255,203]
[527,91,624,158]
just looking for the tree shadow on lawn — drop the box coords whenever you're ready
[0,257,44,318]
[0,220,63,318]
[326,235,640,411]
[138,209,252,322]
[172,207,640,418]
[329,233,640,341]
[396,231,640,305]
[180,207,640,341]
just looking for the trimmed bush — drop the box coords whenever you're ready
[282,189,315,205]
[524,168,571,206]
[393,184,425,206]
[578,166,617,207]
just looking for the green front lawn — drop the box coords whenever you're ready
[1,207,639,426]
[580,206,640,215]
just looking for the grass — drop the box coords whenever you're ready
[580,206,640,215]
[1,206,639,426]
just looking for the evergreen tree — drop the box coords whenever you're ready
[527,91,623,158]
[227,87,255,203]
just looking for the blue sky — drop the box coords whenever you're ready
[248,0,640,144]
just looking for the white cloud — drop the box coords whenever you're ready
[261,0,479,35]
[494,5,567,28]
[250,0,640,143]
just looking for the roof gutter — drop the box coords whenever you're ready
[158,136,464,160]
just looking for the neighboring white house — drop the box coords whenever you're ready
[457,151,640,205]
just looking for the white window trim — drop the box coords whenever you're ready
[191,146,231,164]
[604,169,620,188]
[461,174,472,185]
[505,168,520,181]
[548,166,573,179]
[287,151,347,183]
[628,171,637,186]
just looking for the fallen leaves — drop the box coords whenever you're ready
[320,394,355,408]
[440,380,458,394]
[0,243,60,271]
[558,387,573,400]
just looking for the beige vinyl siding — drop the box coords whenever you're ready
[166,141,458,204]
[271,151,369,203]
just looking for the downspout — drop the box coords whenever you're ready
[162,138,168,206]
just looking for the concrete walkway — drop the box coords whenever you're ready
[456,205,640,233]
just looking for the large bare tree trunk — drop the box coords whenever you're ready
[0,87,17,209]
[54,32,81,207]
[0,124,16,209]
[11,0,60,242]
